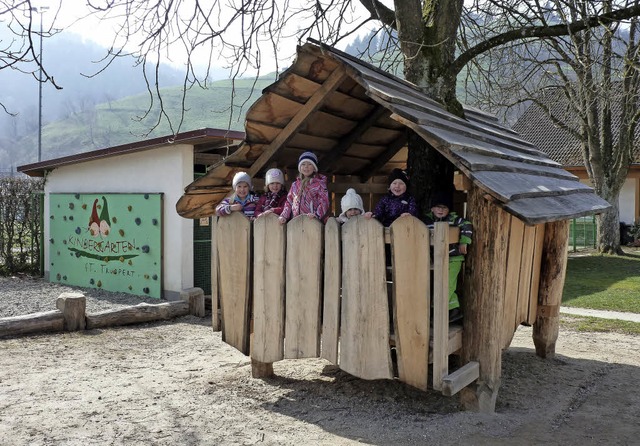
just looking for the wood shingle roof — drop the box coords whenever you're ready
[177,41,610,224]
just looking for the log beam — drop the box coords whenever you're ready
[0,311,64,338]
[85,301,189,330]
[460,187,510,413]
[533,219,570,358]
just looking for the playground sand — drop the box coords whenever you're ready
[1,310,639,445]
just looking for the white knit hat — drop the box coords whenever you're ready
[265,168,285,185]
[339,188,365,217]
[232,171,252,189]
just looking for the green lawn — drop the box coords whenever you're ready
[563,249,640,313]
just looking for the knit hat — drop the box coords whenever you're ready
[430,191,453,209]
[340,188,365,216]
[232,171,252,190]
[265,168,285,186]
[298,151,318,173]
[388,168,409,187]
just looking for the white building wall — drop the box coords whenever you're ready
[43,144,194,299]
[580,176,637,224]
[619,178,636,224]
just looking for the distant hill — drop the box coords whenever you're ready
[4,76,274,168]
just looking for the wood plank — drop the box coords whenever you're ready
[339,216,393,380]
[527,224,546,325]
[321,217,341,364]
[216,212,252,355]
[358,133,408,182]
[211,217,220,331]
[503,193,611,226]
[432,221,450,391]
[502,216,525,348]
[516,224,536,325]
[450,150,576,180]
[252,213,285,363]
[442,361,480,397]
[247,66,347,178]
[390,217,430,391]
[284,215,323,359]
[470,171,593,202]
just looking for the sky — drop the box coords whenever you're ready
[33,0,381,79]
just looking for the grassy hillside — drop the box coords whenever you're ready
[7,76,274,168]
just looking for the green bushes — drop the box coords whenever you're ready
[0,176,44,275]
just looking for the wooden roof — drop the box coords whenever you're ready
[18,128,244,178]
[177,41,610,224]
[513,86,640,167]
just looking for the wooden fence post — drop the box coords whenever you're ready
[533,219,570,358]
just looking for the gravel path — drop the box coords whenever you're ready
[0,275,166,318]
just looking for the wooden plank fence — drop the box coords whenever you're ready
[213,212,480,392]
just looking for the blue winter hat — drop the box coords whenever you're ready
[298,151,318,172]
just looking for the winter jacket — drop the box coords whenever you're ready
[254,190,288,217]
[280,174,330,222]
[215,193,259,219]
[423,211,473,257]
[372,192,418,227]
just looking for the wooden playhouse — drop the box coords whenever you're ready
[176,41,610,412]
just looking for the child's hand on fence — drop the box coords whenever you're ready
[459,243,468,255]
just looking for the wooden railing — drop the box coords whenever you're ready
[211,212,475,392]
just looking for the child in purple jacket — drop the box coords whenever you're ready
[364,169,417,226]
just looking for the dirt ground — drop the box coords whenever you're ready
[1,316,639,446]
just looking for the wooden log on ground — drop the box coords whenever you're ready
[321,217,341,364]
[533,220,570,359]
[252,213,285,366]
[460,187,510,413]
[56,292,86,331]
[0,310,64,337]
[180,287,206,317]
[390,216,430,391]
[85,301,189,329]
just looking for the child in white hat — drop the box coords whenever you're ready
[337,188,365,223]
[255,168,288,218]
[279,151,330,224]
[215,171,259,219]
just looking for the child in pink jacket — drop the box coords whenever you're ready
[279,152,329,223]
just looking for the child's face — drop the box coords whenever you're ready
[235,182,250,199]
[345,208,361,218]
[299,161,316,178]
[389,179,407,196]
[268,182,282,193]
[431,205,449,218]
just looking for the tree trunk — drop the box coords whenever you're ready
[406,132,454,219]
[597,193,623,254]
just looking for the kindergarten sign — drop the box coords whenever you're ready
[49,193,163,298]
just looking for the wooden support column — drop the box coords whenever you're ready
[533,219,570,358]
[460,187,510,413]
[56,292,86,331]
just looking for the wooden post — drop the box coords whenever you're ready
[533,219,570,358]
[56,292,86,331]
[211,216,221,331]
[460,187,510,413]
[180,287,206,317]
